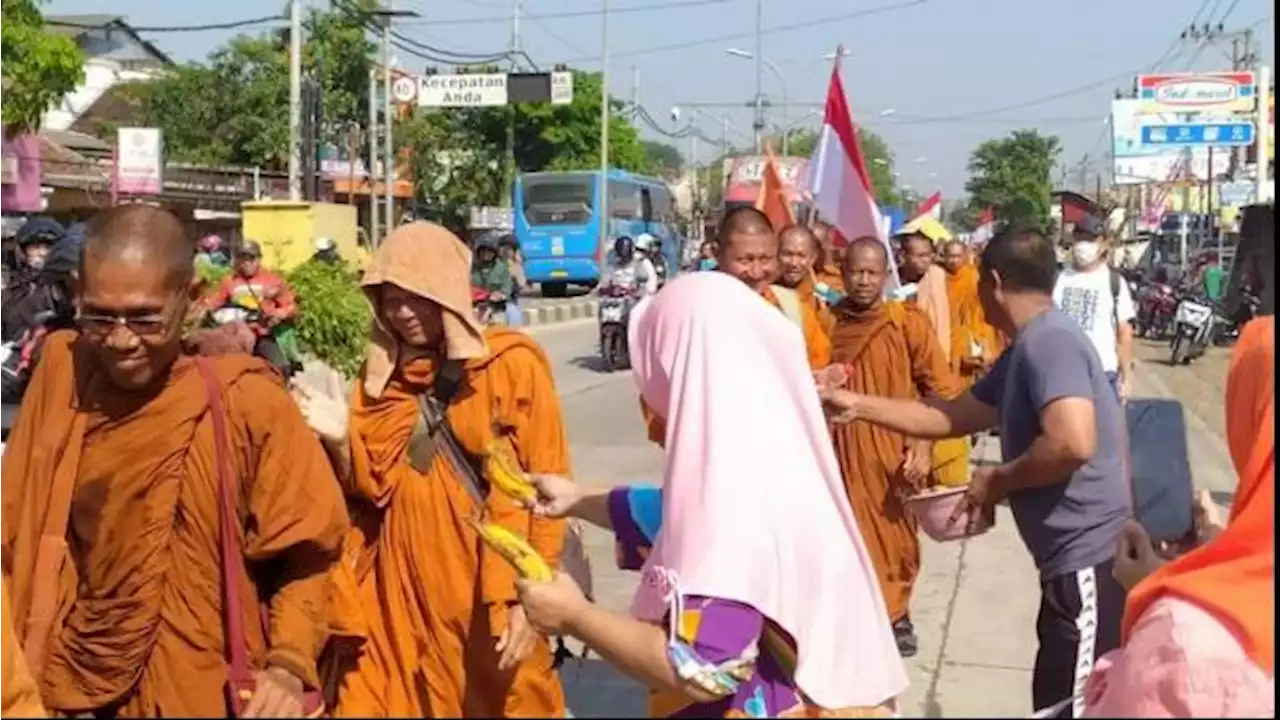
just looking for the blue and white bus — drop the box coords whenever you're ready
[513,169,680,297]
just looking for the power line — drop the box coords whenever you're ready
[558,0,931,63]
[403,0,734,27]
[48,15,284,32]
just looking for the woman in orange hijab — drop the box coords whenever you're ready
[1082,315,1274,718]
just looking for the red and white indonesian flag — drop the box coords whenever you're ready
[969,207,995,247]
[914,192,942,221]
[806,46,899,286]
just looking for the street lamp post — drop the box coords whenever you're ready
[726,48,787,154]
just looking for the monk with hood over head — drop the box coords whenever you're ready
[2,204,351,717]
[299,222,570,717]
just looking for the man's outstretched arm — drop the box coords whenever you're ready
[822,388,999,440]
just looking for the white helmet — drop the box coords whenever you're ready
[634,233,655,250]
[315,236,336,252]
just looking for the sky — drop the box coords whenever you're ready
[49,0,1276,201]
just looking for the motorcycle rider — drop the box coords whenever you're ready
[470,234,512,319]
[200,240,299,373]
[313,235,342,264]
[633,232,667,286]
[604,235,658,297]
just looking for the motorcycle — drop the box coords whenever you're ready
[1135,281,1178,340]
[472,287,509,325]
[598,283,639,372]
[1168,293,1217,366]
[204,299,302,378]
[1211,290,1262,347]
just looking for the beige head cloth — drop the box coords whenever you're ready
[360,221,489,398]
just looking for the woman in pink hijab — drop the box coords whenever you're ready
[516,271,908,717]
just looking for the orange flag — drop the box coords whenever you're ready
[755,142,796,231]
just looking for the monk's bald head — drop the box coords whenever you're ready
[842,237,889,310]
[778,224,820,287]
[716,206,778,294]
[82,204,195,291]
[940,239,967,274]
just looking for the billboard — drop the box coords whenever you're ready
[721,155,809,204]
[1110,99,1229,185]
[1137,71,1256,114]
[115,127,164,195]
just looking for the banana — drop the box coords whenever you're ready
[484,442,538,505]
[471,519,554,582]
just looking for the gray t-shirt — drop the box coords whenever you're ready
[972,308,1130,580]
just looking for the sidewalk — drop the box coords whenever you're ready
[560,360,1239,718]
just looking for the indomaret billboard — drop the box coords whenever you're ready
[722,155,809,204]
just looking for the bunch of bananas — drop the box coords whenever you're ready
[471,519,553,582]
[484,441,538,504]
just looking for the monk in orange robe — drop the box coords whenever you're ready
[811,219,847,297]
[826,237,961,659]
[643,208,831,445]
[940,240,1003,388]
[899,233,971,488]
[778,223,836,335]
[311,222,568,718]
[1,205,350,717]
[3,577,44,718]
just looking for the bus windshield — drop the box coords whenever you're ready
[521,175,595,226]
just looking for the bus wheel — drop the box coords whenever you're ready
[542,282,569,298]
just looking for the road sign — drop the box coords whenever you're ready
[391,75,418,104]
[1139,122,1256,148]
[418,73,508,107]
[551,71,574,105]
[1137,71,1256,114]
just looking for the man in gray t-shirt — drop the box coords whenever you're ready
[818,227,1131,718]
[970,308,1130,579]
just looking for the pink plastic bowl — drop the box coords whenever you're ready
[905,485,994,542]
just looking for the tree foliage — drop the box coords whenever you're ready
[126,0,377,168]
[642,140,683,176]
[964,129,1061,231]
[1,0,85,135]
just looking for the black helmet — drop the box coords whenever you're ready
[15,217,64,248]
[614,235,634,259]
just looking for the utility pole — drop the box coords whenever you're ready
[288,0,302,201]
[368,67,379,246]
[381,9,395,234]
[599,0,611,250]
[1257,66,1271,205]
[631,65,640,114]
[510,0,522,56]
[752,0,763,152]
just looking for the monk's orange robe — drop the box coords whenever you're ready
[335,328,567,718]
[3,577,44,718]
[642,285,832,446]
[762,285,832,370]
[2,331,350,717]
[829,302,961,622]
[944,264,1004,390]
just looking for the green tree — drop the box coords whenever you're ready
[1,0,85,135]
[127,0,376,167]
[964,129,1062,231]
[642,140,683,176]
[513,70,651,174]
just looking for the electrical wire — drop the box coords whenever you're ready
[404,0,735,27]
[46,14,284,32]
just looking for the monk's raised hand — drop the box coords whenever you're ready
[516,572,588,636]
[901,440,932,490]
[496,604,538,671]
[526,474,580,518]
[289,382,349,446]
[813,364,848,392]
[242,666,306,718]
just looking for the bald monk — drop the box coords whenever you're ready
[940,240,1003,388]
[778,223,836,335]
[898,233,970,488]
[825,237,961,658]
[1,204,350,717]
[295,222,569,717]
[715,206,831,368]
[810,219,846,302]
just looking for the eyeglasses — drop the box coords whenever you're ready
[76,310,171,339]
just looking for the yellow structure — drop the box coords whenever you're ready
[239,200,368,271]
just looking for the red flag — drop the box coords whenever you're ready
[755,142,796,231]
[970,207,995,247]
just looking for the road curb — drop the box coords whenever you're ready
[519,299,599,327]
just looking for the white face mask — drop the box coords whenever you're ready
[1071,240,1102,267]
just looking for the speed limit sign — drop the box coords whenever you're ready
[391,76,418,104]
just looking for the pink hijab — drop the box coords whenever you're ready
[626,272,908,710]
